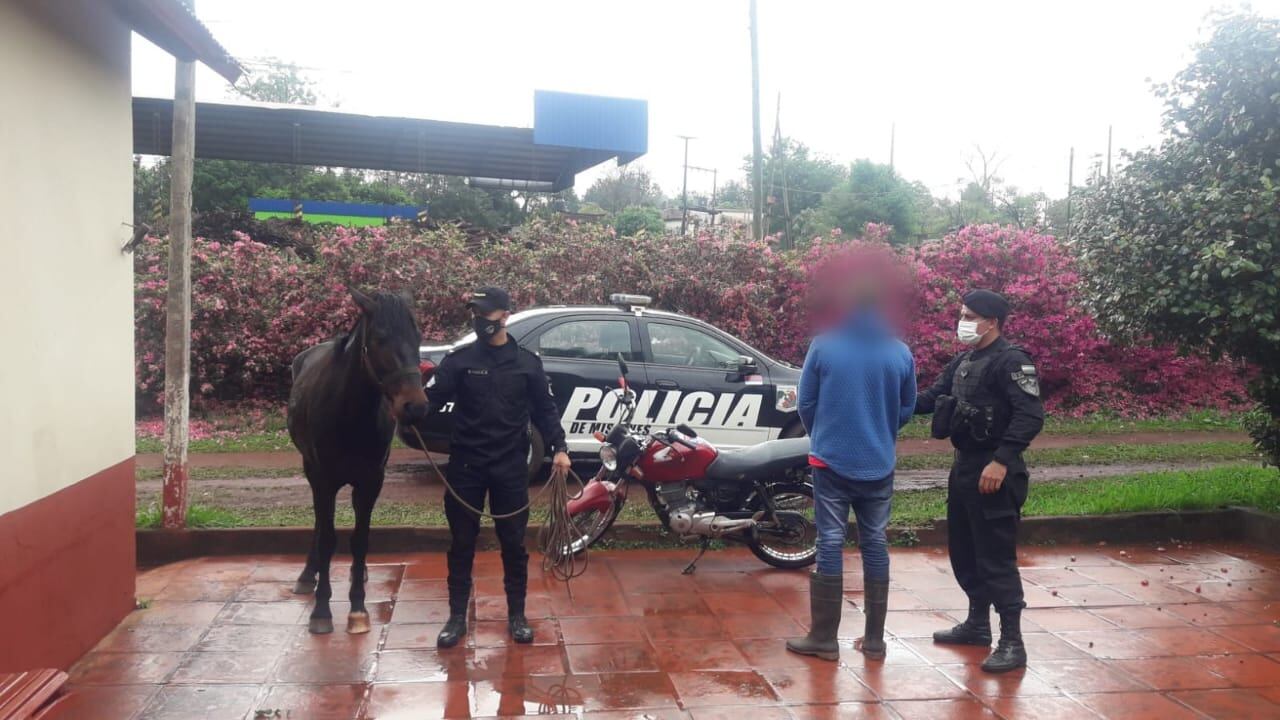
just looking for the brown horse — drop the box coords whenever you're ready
[288,289,428,634]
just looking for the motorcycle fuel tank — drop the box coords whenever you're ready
[638,434,718,485]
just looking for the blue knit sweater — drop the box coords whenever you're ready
[798,310,917,481]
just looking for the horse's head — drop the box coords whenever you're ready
[350,288,429,424]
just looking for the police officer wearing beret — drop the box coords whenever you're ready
[409,286,571,648]
[914,289,1044,673]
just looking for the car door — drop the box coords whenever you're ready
[525,314,645,454]
[637,318,771,448]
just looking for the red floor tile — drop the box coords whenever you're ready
[138,684,262,719]
[213,601,307,625]
[1088,605,1189,629]
[649,639,751,672]
[984,696,1092,720]
[382,622,447,650]
[396,578,450,600]
[390,599,455,624]
[690,706,790,720]
[374,648,469,682]
[1169,688,1280,718]
[700,591,786,616]
[883,610,966,638]
[1023,607,1116,632]
[1052,585,1141,607]
[366,680,472,719]
[668,670,780,708]
[469,645,568,680]
[761,666,876,704]
[850,665,968,701]
[717,612,804,639]
[38,685,159,720]
[936,664,1061,697]
[119,601,226,627]
[70,652,183,685]
[559,616,649,645]
[566,642,661,673]
[643,614,726,641]
[887,698,998,719]
[1110,656,1235,690]
[91,625,206,654]
[1139,626,1252,656]
[1210,623,1280,653]
[734,638,839,670]
[1057,629,1165,659]
[898,637,992,665]
[169,649,280,684]
[1076,691,1204,720]
[588,671,681,711]
[271,647,377,684]
[625,592,713,616]
[1163,602,1261,627]
[472,618,560,647]
[1028,658,1150,694]
[1199,652,1280,687]
[784,703,895,719]
[256,683,366,720]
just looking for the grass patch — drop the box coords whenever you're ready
[137,465,1279,530]
[136,466,303,482]
[895,441,1259,470]
[888,464,1280,526]
[898,410,1244,439]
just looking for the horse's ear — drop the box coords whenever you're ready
[350,287,377,315]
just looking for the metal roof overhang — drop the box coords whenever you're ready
[115,0,242,83]
[133,96,645,192]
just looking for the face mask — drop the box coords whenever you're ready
[473,316,501,339]
[956,319,985,346]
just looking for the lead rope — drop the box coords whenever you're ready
[408,427,589,585]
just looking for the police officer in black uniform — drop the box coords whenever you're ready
[914,289,1044,673]
[413,286,570,648]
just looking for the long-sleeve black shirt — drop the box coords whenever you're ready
[915,337,1045,466]
[422,339,567,467]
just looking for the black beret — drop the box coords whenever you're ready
[962,289,1010,321]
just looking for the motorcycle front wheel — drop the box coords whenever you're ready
[747,479,818,569]
[567,496,624,555]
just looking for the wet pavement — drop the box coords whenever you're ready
[53,542,1280,719]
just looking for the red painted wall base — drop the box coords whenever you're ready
[0,458,135,672]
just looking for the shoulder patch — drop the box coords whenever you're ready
[1011,371,1040,397]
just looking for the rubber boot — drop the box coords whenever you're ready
[933,599,992,646]
[786,573,842,661]
[436,615,467,649]
[509,614,534,644]
[856,577,889,660]
[981,608,1027,673]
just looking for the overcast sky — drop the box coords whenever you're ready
[132,0,1278,202]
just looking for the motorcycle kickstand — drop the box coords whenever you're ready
[682,538,710,575]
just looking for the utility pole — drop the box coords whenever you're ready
[774,93,791,249]
[1106,125,1113,180]
[1065,146,1075,242]
[162,1,197,529]
[749,0,764,242]
[889,122,896,171]
[710,168,718,224]
[679,135,694,236]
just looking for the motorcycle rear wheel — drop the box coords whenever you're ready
[747,480,817,569]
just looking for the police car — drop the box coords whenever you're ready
[404,294,804,476]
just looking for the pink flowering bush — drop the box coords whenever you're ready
[134,218,1247,417]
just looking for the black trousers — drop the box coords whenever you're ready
[444,455,530,617]
[947,449,1029,614]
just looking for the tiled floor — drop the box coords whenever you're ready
[49,541,1280,719]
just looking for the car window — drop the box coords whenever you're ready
[536,319,637,361]
[647,322,740,369]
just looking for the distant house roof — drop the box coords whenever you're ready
[133,90,648,191]
[115,0,242,83]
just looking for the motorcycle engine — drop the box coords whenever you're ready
[657,482,755,538]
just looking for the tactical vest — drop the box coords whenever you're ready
[950,348,1012,448]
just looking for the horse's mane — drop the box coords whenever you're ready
[336,291,417,357]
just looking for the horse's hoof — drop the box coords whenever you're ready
[293,580,317,595]
[309,616,335,634]
[347,611,372,635]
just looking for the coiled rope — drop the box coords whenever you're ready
[409,427,589,585]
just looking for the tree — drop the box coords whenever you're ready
[613,206,664,237]
[714,180,750,208]
[808,160,927,243]
[1072,11,1280,465]
[233,59,319,105]
[745,139,846,238]
[583,168,664,213]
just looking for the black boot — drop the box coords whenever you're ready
[509,614,534,644]
[933,599,992,646]
[786,573,843,661]
[856,578,889,660]
[982,608,1027,673]
[437,614,467,649]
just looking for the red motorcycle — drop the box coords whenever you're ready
[566,356,817,573]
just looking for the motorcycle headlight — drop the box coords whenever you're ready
[599,443,618,471]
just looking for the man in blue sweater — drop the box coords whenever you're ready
[786,302,916,661]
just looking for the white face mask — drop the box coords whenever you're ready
[957,319,985,345]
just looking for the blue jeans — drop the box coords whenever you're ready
[813,467,893,579]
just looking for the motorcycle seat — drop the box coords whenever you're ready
[704,437,811,484]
